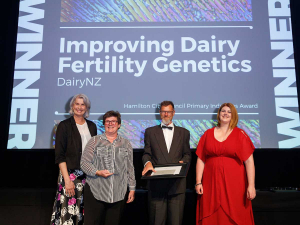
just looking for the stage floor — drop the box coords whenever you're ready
[0,188,299,225]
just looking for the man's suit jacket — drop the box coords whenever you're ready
[55,116,97,170]
[142,125,191,195]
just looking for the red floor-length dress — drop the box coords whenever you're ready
[196,127,255,225]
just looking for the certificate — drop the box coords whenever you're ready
[150,166,182,176]
[141,163,190,180]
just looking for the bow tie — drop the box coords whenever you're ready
[162,125,173,130]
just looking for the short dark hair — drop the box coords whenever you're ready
[103,110,121,125]
[160,101,174,110]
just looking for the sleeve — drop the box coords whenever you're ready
[80,136,98,177]
[238,129,255,162]
[127,141,136,191]
[195,131,207,163]
[91,121,97,136]
[180,129,191,163]
[142,128,153,165]
[86,119,97,137]
[55,121,67,165]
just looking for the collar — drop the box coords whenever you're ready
[100,132,121,142]
[70,116,86,125]
[161,122,174,128]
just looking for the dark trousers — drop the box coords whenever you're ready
[148,191,185,225]
[84,183,125,225]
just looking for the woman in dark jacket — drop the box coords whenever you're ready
[51,94,97,225]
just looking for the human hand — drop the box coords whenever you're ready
[142,162,156,176]
[179,161,184,163]
[247,186,256,200]
[195,183,203,195]
[96,170,114,178]
[127,190,135,203]
[65,180,75,197]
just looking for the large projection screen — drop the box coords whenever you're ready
[7,0,300,149]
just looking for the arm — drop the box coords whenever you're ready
[55,121,76,196]
[59,162,75,197]
[80,137,98,177]
[195,157,205,194]
[142,129,152,165]
[55,122,67,165]
[88,121,97,137]
[127,141,136,203]
[244,154,256,200]
[179,130,191,163]
[142,129,156,175]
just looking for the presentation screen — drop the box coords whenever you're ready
[8,0,300,149]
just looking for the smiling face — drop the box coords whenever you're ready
[160,105,175,125]
[104,116,121,135]
[72,98,87,118]
[219,106,232,125]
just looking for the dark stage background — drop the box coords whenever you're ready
[0,1,300,225]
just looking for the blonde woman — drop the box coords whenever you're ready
[51,94,97,225]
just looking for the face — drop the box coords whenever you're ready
[219,106,232,124]
[72,98,87,118]
[160,105,175,125]
[104,116,120,135]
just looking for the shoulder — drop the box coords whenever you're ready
[86,119,97,127]
[60,117,72,124]
[118,135,132,146]
[204,127,215,135]
[57,117,72,128]
[235,127,246,135]
[175,126,189,134]
[200,127,214,138]
[90,134,103,146]
[234,128,255,151]
[95,134,105,141]
[207,127,215,132]
[145,125,160,133]
[234,127,250,139]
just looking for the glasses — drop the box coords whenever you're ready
[105,120,118,125]
[160,111,174,115]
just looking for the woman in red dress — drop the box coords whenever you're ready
[195,103,256,225]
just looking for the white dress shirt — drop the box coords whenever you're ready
[76,122,92,153]
[144,122,175,167]
[161,122,174,153]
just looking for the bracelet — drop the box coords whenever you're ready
[195,183,202,187]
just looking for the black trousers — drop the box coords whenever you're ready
[84,183,125,225]
[148,191,185,225]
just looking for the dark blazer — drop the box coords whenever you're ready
[142,125,191,194]
[55,116,97,170]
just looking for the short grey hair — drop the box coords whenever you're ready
[69,94,91,118]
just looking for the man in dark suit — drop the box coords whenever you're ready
[142,101,191,225]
